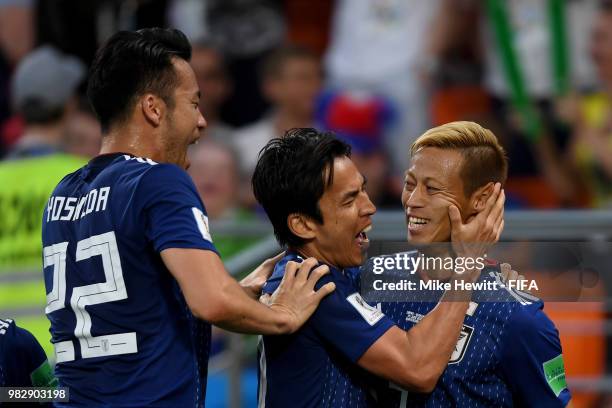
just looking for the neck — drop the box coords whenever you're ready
[99,123,163,161]
[293,244,338,269]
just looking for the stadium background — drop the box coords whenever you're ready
[0,0,611,406]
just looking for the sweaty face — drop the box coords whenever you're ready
[401,147,471,244]
[308,156,376,268]
[162,58,207,169]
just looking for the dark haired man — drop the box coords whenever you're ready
[42,28,333,406]
[253,128,504,407]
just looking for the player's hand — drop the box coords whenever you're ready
[268,258,336,334]
[240,252,285,299]
[448,182,504,260]
[500,263,530,293]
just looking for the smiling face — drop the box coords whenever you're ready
[161,58,207,169]
[301,156,376,268]
[402,147,472,243]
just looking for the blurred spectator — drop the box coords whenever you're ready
[232,45,322,177]
[188,139,258,259]
[0,46,87,271]
[37,0,169,65]
[201,0,286,126]
[63,97,102,159]
[432,0,598,207]
[8,46,85,158]
[0,0,35,66]
[324,0,442,175]
[317,90,398,207]
[561,1,612,208]
[0,0,35,144]
[190,39,234,141]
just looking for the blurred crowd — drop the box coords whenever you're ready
[1,0,612,220]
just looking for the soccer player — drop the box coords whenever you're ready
[374,121,571,407]
[253,128,504,407]
[0,318,57,388]
[42,28,334,407]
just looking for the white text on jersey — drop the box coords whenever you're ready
[46,187,110,222]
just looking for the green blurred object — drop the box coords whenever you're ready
[486,0,569,142]
[549,0,570,96]
[0,154,86,272]
[0,280,46,309]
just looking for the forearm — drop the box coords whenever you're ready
[405,287,470,378]
[162,248,291,335]
[207,279,291,335]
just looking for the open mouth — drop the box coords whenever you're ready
[356,225,372,249]
[408,216,430,230]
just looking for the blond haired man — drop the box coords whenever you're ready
[369,121,571,407]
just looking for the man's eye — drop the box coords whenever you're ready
[404,181,415,190]
[426,186,439,192]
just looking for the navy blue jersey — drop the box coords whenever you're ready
[365,255,571,408]
[258,252,395,407]
[42,153,218,407]
[0,318,56,388]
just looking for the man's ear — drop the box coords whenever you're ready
[471,182,495,213]
[140,93,165,127]
[287,213,317,241]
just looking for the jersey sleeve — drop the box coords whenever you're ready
[310,274,395,363]
[139,164,218,254]
[1,322,56,387]
[499,303,571,407]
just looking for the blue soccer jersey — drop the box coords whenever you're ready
[0,318,56,388]
[366,256,571,408]
[42,153,218,407]
[258,252,395,407]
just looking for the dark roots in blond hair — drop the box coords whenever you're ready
[410,121,508,197]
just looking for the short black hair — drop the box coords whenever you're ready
[252,128,351,248]
[87,28,191,133]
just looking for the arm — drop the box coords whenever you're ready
[499,304,571,407]
[162,248,334,335]
[358,288,471,392]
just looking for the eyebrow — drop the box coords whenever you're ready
[340,175,367,202]
[404,171,443,185]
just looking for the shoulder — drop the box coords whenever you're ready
[129,159,195,194]
[507,300,555,334]
[0,319,42,355]
[263,253,303,294]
